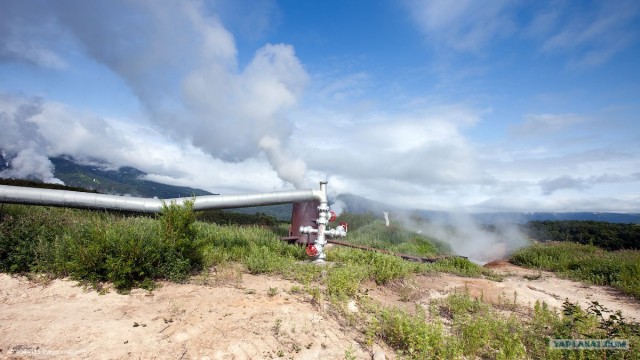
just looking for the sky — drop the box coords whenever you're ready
[1,0,639,213]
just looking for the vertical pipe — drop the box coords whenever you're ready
[314,181,329,262]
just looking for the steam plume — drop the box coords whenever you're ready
[259,136,307,189]
[401,212,528,264]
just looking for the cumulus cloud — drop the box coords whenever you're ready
[0,0,309,188]
[0,95,60,183]
[0,92,291,194]
[293,105,486,187]
[1,1,639,214]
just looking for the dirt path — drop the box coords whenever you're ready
[1,262,638,359]
[367,261,639,322]
[0,273,379,360]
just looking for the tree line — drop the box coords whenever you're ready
[523,220,640,250]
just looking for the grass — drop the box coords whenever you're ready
[3,203,638,358]
[0,203,304,291]
[361,291,639,359]
[0,203,497,294]
[510,242,640,299]
[336,217,452,257]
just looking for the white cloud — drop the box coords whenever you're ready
[0,95,61,183]
[531,1,640,67]
[292,105,486,187]
[407,0,639,67]
[509,113,586,138]
[405,0,516,52]
[0,1,311,188]
[1,2,639,214]
[0,92,291,194]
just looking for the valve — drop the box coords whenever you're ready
[328,211,337,222]
[305,245,318,257]
[339,221,348,232]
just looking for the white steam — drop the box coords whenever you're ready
[0,95,63,184]
[1,1,309,189]
[259,136,307,189]
[401,212,528,264]
[329,199,347,216]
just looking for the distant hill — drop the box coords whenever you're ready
[334,193,401,215]
[335,194,640,224]
[1,154,294,219]
[470,211,640,224]
[50,156,213,198]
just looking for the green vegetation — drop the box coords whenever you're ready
[2,202,639,358]
[49,156,213,198]
[523,220,640,250]
[361,293,639,359]
[196,209,284,226]
[511,242,640,299]
[0,203,488,293]
[336,212,452,257]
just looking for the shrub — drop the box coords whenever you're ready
[326,264,368,300]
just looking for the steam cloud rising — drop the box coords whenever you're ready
[0,1,309,188]
[400,212,528,264]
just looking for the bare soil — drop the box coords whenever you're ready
[1,261,638,359]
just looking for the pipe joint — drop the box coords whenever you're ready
[299,226,318,235]
[324,225,347,238]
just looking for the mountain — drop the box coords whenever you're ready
[50,156,213,198]
[334,193,401,215]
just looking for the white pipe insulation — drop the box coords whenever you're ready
[0,184,326,213]
[0,182,343,262]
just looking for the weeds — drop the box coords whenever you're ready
[366,292,639,360]
[511,242,640,299]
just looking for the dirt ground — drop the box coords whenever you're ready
[1,261,638,359]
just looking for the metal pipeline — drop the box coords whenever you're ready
[0,184,327,213]
[0,181,347,261]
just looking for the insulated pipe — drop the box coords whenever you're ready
[0,181,338,261]
[0,184,327,213]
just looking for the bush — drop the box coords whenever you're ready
[326,264,368,299]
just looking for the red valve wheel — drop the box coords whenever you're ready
[339,221,348,232]
[329,211,337,222]
[306,245,318,257]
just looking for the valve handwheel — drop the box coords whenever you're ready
[328,211,337,222]
[339,221,348,232]
[306,245,318,257]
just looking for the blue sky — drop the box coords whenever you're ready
[1,0,639,212]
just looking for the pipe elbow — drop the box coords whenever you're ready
[311,190,327,205]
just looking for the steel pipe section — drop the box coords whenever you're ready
[0,184,327,213]
[0,181,340,262]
